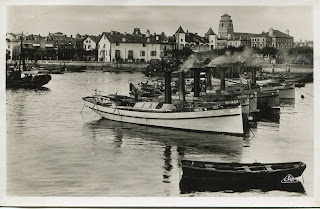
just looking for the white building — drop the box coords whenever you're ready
[98,28,175,62]
[83,35,99,51]
[175,26,217,51]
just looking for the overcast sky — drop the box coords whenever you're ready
[7,6,313,41]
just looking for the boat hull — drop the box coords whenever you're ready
[257,91,280,109]
[6,74,52,89]
[83,100,244,136]
[262,87,295,99]
[181,160,306,182]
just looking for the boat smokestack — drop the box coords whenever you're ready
[179,71,186,101]
[206,67,213,90]
[193,68,201,97]
[219,67,225,90]
[164,71,172,104]
[252,66,257,85]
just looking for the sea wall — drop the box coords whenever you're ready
[261,64,313,74]
[36,60,148,72]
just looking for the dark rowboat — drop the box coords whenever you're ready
[179,176,306,194]
[181,160,306,182]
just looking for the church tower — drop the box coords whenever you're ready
[218,14,234,39]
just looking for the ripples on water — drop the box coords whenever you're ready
[6,72,313,197]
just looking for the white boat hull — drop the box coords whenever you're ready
[83,100,244,136]
[261,86,295,99]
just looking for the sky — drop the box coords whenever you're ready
[6,5,313,41]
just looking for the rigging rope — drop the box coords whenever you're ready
[296,87,313,97]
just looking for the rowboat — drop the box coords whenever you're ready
[181,160,306,182]
[82,93,244,136]
[179,175,305,194]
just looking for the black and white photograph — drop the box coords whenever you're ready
[0,0,319,207]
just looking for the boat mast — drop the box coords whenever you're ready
[19,32,26,72]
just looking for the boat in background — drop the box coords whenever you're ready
[6,33,51,89]
[260,83,295,99]
[47,66,65,74]
[64,65,86,73]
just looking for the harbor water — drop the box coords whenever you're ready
[6,71,313,197]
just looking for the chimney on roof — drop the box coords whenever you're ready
[146,29,150,37]
[122,37,126,42]
[187,30,189,35]
[133,28,141,35]
[124,32,127,35]
[111,30,114,35]
[268,28,273,37]
[156,36,159,41]
[147,37,150,43]
[286,29,289,35]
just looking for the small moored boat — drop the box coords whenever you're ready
[181,160,306,182]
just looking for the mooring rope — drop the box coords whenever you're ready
[297,87,313,97]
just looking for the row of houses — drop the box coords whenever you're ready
[6,13,311,62]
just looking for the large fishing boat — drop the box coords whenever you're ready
[82,71,244,136]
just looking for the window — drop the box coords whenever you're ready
[115,50,121,61]
[103,44,106,49]
[143,43,146,47]
[222,23,224,27]
[128,50,134,59]
[164,46,167,50]
[116,42,120,46]
[140,51,145,56]
[181,39,183,42]
[150,51,157,56]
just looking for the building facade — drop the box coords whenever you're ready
[251,28,294,49]
[175,26,217,51]
[98,29,175,62]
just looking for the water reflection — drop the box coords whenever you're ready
[83,118,244,158]
[179,177,305,194]
[83,118,245,188]
[280,98,295,107]
[163,146,172,183]
[257,109,280,123]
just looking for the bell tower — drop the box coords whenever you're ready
[218,14,234,39]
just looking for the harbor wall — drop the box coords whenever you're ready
[261,64,313,74]
[36,60,148,72]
